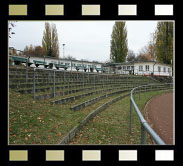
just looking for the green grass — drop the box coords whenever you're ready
[9,89,127,145]
[70,89,172,145]
[9,68,163,145]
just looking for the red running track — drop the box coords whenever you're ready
[146,92,174,144]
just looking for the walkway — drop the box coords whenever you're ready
[146,92,174,144]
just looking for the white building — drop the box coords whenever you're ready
[104,61,173,76]
[9,48,173,76]
[9,54,104,73]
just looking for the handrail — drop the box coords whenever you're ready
[33,67,72,99]
[130,83,173,145]
[32,67,109,99]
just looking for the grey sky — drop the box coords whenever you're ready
[9,21,158,62]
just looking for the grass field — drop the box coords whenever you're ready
[9,89,128,144]
[70,90,172,145]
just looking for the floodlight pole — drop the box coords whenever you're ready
[63,44,65,58]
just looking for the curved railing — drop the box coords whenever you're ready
[130,83,173,145]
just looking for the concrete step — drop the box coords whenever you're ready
[9,81,102,89]
[18,83,104,94]
[52,85,133,105]
[70,89,130,111]
[33,83,132,100]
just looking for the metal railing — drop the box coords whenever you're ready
[130,83,173,145]
[33,67,74,99]
[33,67,118,100]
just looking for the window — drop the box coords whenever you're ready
[58,62,63,64]
[127,66,130,70]
[118,66,122,70]
[123,66,126,70]
[168,68,170,73]
[131,66,134,70]
[77,64,82,66]
[158,66,161,72]
[72,63,76,67]
[145,65,149,71]
[65,63,70,66]
[139,65,143,71]
[163,67,166,72]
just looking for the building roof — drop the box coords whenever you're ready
[9,54,103,65]
[105,60,172,67]
[133,60,172,66]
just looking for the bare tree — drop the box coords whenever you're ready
[126,50,136,62]
[8,21,16,38]
[63,55,76,60]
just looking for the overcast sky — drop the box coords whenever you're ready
[9,21,158,62]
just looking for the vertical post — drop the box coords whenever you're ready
[145,86,146,96]
[97,72,99,87]
[130,99,132,134]
[139,87,140,100]
[47,70,49,83]
[26,58,28,82]
[141,124,146,144]
[94,74,95,89]
[83,70,84,88]
[112,75,114,88]
[107,75,108,86]
[88,69,89,85]
[103,74,104,88]
[68,71,70,94]
[53,70,56,98]
[105,75,106,88]
[112,75,113,87]
[33,68,36,100]
[64,70,66,82]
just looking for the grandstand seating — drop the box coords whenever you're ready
[9,65,168,144]
[9,65,160,104]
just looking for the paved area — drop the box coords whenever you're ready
[146,92,174,144]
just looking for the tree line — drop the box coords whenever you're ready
[110,21,174,64]
[10,21,173,64]
[23,22,59,58]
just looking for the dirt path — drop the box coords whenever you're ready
[146,92,174,144]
